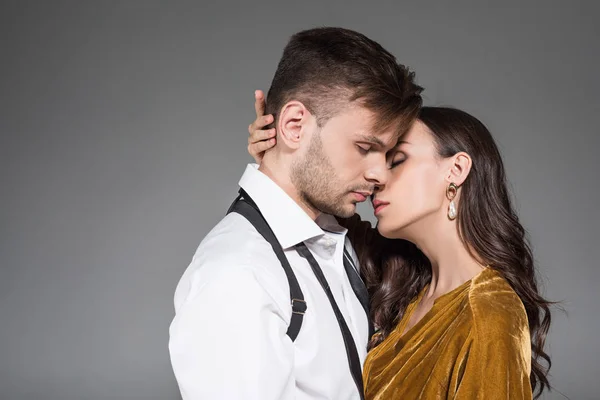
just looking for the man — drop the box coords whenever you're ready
[169,27,422,399]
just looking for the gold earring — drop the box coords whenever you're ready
[446,183,458,220]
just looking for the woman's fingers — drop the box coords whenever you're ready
[248,114,273,134]
[249,128,276,144]
[254,90,267,119]
[248,137,276,163]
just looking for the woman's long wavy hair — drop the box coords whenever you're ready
[359,106,552,398]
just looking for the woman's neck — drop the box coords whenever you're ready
[412,221,485,300]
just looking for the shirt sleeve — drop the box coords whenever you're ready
[168,263,295,400]
[454,303,533,399]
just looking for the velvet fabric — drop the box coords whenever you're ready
[363,268,532,399]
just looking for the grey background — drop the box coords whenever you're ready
[1,1,598,399]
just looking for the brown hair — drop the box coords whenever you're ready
[357,107,552,398]
[265,27,423,136]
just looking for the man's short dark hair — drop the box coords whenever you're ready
[266,27,423,135]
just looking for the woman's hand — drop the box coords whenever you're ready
[247,90,277,164]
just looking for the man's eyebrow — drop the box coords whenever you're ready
[357,134,387,148]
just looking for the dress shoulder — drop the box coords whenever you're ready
[468,268,531,362]
[469,269,529,332]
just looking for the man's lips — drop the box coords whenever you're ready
[372,199,390,215]
[351,191,372,202]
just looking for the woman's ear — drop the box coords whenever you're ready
[445,152,472,186]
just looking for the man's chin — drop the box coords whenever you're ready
[311,195,357,218]
[332,202,357,218]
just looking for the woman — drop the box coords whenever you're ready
[247,91,552,399]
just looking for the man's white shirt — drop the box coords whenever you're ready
[169,164,368,400]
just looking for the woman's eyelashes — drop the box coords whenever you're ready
[388,154,407,169]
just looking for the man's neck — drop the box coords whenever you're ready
[258,161,321,221]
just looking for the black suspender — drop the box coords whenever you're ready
[227,190,306,341]
[226,189,369,399]
[343,248,375,339]
[296,243,365,399]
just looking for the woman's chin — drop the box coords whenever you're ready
[376,221,409,240]
[376,222,395,239]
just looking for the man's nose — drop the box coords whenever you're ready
[364,162,389,186]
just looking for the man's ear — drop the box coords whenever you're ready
[444,152,472,187]
[276,101,314,150]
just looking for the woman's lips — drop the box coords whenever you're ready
[372,199,390,215]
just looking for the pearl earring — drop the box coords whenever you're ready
[446,183,458,220]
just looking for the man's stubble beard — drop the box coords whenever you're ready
[291,132,355,218]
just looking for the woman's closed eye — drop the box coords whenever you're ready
[388,154,407,169]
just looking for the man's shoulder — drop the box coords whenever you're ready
[174,212,290,311]
[197,212,276,266]
[182,211,287,291]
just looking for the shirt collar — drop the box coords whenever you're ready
[238,164,346,250]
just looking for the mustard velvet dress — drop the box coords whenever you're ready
[362,268,533,400]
